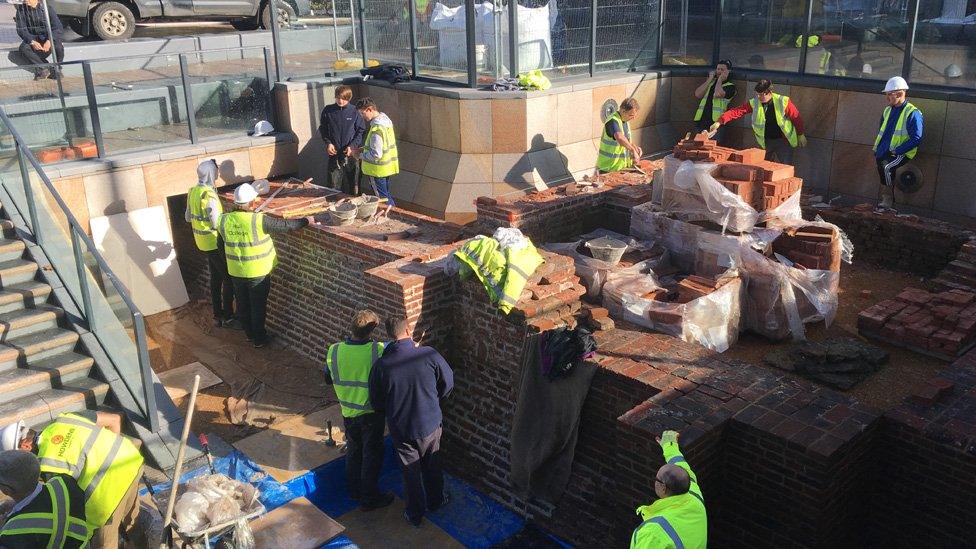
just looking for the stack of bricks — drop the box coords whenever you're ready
[675,274,723,303]
[713,158,802,211]
[671,131,737,162]
[858,287,976,358]
[771,225,842,271]
[932,238,976,293]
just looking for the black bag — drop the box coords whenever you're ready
[360,64,411,84]
[539,326,597,381]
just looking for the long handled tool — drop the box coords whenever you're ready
[198,433,217,475]
[161,374,202,549]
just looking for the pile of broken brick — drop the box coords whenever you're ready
[858,287,976,360]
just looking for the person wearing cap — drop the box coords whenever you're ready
[218,182,311,348]
[352,98,398,218]
[0,450,91,548]
[710,79,808,165]
[873,76,923,211]
[692,60,736,145]
[320,84,367,196]
[185,159,238,329]
[0,411,144,549]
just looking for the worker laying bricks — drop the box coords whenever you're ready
[693,59,737,145]
[630,430,707,549]
[352,97,398,219]
[369,316,454,528]
[710,79,807,165]
[325,310,395,512]
[597,97,642,173]
[319,84,366,196]
[218,182,310,348]
[1,411,145,549]
[873,76,923,212]
[185,159,238,329]
[0,450,92,548]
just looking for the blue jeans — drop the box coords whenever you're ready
[366,176,395,207]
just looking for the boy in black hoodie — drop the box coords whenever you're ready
[319,85,366,196]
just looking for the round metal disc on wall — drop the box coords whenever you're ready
[600,99,618,123]
[895,163,923,194]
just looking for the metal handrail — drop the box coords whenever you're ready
[0,106,158,432]
[0,45,273,74]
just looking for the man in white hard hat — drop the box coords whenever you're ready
[217,182,312,347]
[873,76,923,211]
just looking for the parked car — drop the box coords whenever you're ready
[54,0,312,40]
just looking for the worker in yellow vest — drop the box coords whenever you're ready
[1,412,144,548]
[710,79,807,165]
[217,183,310,348]
[185,159,237,328]
[693,59,736,144]
[0,450,92,549]
[325,310,395,511]
[597,97,642,173]
[630,430,707,549]
[352,97,399,219]
[873,76,923,211]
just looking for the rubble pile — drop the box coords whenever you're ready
[858,287,976,359]
[764,337,888,389]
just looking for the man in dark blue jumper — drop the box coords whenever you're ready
[15,0,64,80]
[369,316,454,527]
[319,84,366,196]
[873,76,923,211]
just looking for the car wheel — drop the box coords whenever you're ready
[231,18,259,31]
[260,0,296,30]
[67,17,91,37]
[92,2,136,40]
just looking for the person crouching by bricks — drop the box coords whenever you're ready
[597,97,642,173]
[352,97,399,219]
[217,182,310,348]
[630,430,707,549]
[710,79,807,165]
[873,76,923,212]
[325,310,395,512]
[185,159,239,329]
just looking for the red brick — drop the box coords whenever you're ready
[909,384,941,407]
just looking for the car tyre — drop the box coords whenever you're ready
[259,0,296,30]
[231,18,259,31]
[92,2,136,40]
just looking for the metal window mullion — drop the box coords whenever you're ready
[81,62,105,158]
[268,0,285,82]
[902,0,920,81]
[656,0,665,67]
[408,0,418,77]
[263,47,277,129]
[711,0,722,66]
[358,0,368,68]
[508,0,519,77]
[798,0,814,74]
[465,0,477,87]
[15,146,39,243]
[178,54,198,144]
[70,227,94,331]
[589,0,598,76]
[133,312,158,432]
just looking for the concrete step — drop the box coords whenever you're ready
[0,377,109,429]
[0,305,62,341]
[0,280,53,314]
[0,327,79,369]
[0,258,37,288]
[0,239,25,263]
[0,352,94,405]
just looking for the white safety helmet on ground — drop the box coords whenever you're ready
[234,183,259,204]
[883,76,909,93]
[862,63,873,75]
[249,120,274,137]
[0,421,26,451]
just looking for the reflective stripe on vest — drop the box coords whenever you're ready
[597,111,632,172]
[818,50,831,74]
[327,341,382,417]
[750,93,798,149]
[218,211,277,278]
[0,477,91,548]
[693,80,731,123]
[873,102,919,160]
[188,185,221,252]
[361,123,399,178]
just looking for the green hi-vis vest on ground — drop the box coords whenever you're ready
[218,211,277,278]
[630,443,707,549]
[749,93,798,149]
[188,185,222,252]
[361,124,399,178]
[693,80,733,123]
[37,413,144,529]
[874,102,920,160]
[455,236,544,314]
[597,111,632,172]
[326,341,384,418]
[0,476,92,549]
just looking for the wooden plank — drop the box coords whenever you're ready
[250,497,344,549]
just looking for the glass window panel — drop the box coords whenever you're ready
[420,0,470,82]
[596,0,660,72]
[720,0,804,72]
[909,0,976,87]
[810,0,909,80]
[662,0,715,65]
[280,0,363,80]
[184,50,273,139]
[509,0,592,81]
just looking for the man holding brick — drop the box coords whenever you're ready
[630,430,706,549]
[710,79,807,165]
[873,76,923,211]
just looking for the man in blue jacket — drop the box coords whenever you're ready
[15,0,64,80]
[319,85,366,196]
[369,316,454,527]
[873,76,923,211]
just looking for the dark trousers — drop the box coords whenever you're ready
[765,137,795,166]
[18,40,64,75]
[231,274,271,342]
[343,412,386,504]
[876,153,909,187]
[329,155,359,196]
[395,426,444,523]
[205,247,234,321]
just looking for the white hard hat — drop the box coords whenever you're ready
[249,120,274,137]
[945,64,962,79]
[862,63,873,75]
[0,421,26,451]
[883,76,909,93]
[234,183,259,204]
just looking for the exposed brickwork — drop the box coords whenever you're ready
[858,287,976,359]
[932,238,976,293]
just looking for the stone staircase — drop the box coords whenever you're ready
[0,218,111,431]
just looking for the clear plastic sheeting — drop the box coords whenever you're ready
[171,473,263,543]
[493,227,531,252]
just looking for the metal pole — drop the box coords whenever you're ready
[679,0,688,55]
[133,313,159,432]
[589,0,597,76]
[711,0,722,66]
[16,146,40,244]
[350,0,358,51]
[263,47,277,128]
[178,54,198,144]
[408,0,418,76]
[798,0,814,73]
[268,0,285,82]
[465,0,477,87]
[40,0,71,143]
[508,0,518,77]
[656,0,665,66]
[71,227,94,331]
[902,0,919,80]
[331,0,341,62]
[357,0,368,68]
[81,62,105,158]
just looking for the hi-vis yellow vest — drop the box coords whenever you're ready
[0,475,92,548]
[749,93,798,149]
[361,123,399,178]
[630,443,707,549]
[597,112,632,172]
[694,80,733,123]
[37,413,144,528]
[188,185,221,252]
[326,341,384,418]
[455,236,544,314]
[218,211,277,278]
[873,102,919,159]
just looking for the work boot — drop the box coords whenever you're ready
[359,492,395,512]
[47,68,61,80]
[222,318,244,330]
[34,69,50,81]
[252,334,274,348]
[403,511,422,528]
[876,185,895,212]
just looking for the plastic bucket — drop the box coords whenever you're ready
[585,237,627,265]
[356,196,381,219]
[328,202,358,226]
